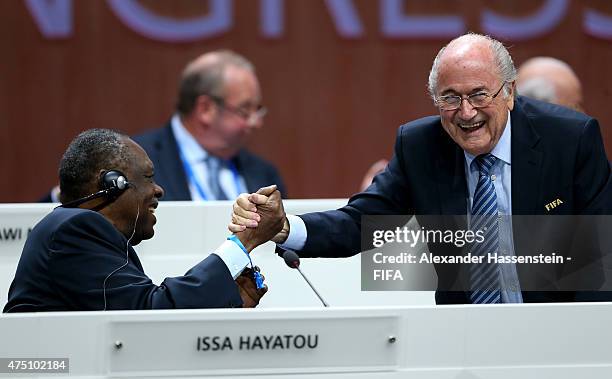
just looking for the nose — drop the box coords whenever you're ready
[457,97,478,120]
[247,114,264,130]
[155,183,164,199]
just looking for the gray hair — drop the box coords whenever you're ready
[176,50,255,115]
[427,33,517,100]
[516,77,557,103]
[59,129,131,203]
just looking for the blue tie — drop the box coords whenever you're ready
[469,154,501,304]
[205,156,228,200]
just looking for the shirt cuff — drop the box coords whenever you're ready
[212,240,250,279]
[278,214,307,251]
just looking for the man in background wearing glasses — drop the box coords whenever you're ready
[134,50,286,201]
[231,33,611,305]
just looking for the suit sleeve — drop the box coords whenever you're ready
[47,213,242,310]
[574,118,611,214]
[571,118,612,300]
[299,126,415,258]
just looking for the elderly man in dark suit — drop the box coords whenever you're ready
[5,129,283,312]
[134,50,286,201]
[230,33,611,305]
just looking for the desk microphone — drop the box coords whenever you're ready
[281,250,329,307]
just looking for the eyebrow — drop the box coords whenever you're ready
[237,100,261,109]
[469,86,489,93]
[440,86,490,96]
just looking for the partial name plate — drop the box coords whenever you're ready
[0,205,51,253]
[109,316,399,375]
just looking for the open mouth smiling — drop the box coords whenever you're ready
[148,201,158,215]
[458,120,485,132]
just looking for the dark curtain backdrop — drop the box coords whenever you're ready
[1,0,610,202]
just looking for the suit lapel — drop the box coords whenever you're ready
[510,100,543,215]
[433,128,469,291]
[159,124,192,200]
[435,129,468,216]
[129,247,145,273]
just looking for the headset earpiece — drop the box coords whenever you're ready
[59,170,131,208]
[100,170,130,198]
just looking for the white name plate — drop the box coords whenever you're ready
[0,205,52,256]
[109,315,399,376]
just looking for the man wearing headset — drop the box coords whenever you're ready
[4,129,283,312]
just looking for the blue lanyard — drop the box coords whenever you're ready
[227,235,265,289]
[177,148,242,200]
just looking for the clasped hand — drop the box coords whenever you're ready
[232,185,288,251]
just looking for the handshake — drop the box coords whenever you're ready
[230,185,287,308]
[231,185,289,252]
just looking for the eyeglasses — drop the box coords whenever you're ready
[209,95,267,124]
[435,83,507,111]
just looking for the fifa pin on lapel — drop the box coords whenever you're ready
[545,198,564,212]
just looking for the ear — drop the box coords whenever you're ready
[194,95,219,125]
[506,81,516,111]
[92,169,108,191]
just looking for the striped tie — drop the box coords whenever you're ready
[469,154,501,304]
[205,156,229,201]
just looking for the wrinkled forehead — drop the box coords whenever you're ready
[436,41,501,92]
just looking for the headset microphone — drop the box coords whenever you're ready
[60,170,130,208]
[280,250,329,307]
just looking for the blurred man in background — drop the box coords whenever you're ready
[516,56,584,112]
[134,50,286,201]
[41,51,286,203]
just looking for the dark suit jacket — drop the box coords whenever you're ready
[3,207,242,312]
[295,96,611,304]
[133,123,287,200]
